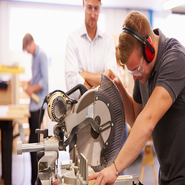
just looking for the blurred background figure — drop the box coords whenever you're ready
[22,33,48,185]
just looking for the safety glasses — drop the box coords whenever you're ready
[126,57,145,77]
[84,2,102,15]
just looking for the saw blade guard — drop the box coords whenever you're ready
[76,73,125,171]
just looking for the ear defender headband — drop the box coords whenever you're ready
[122,25,155,63]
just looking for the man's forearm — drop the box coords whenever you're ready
[84,81,92,90]
[114,114,153,174]
[79,71,102,87]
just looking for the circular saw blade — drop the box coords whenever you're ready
[76,100,111,168]
[76,74,125,171]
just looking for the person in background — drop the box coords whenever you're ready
[65,0,117,100]
[22,33,48,185]
[89,10,185,185]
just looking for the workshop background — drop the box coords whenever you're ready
[0,0,185,185]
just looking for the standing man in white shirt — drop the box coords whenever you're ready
[65,0,128,174]
[65,0,117,100]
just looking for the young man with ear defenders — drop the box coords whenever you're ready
[89,11,185,185]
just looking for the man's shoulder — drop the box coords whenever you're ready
[36,47,47,61]
[38,48,46,56]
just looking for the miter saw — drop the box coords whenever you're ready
[17,74,142,185]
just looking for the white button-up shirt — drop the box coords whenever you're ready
[65,23,117,100]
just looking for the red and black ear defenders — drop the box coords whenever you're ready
[122,25,155,63]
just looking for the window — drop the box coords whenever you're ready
[9,5,105,86]
[154,13,185,46]
[9,6,105,52]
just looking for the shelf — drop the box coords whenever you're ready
[0,64,23,74]
[0,64,24,104]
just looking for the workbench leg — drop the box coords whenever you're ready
[153,164,158,185]
[2,121,13,185]
[1,129,3,180]
[140,165,145,182]
[140,144,158,185]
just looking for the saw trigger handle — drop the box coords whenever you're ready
[66,84,88,96]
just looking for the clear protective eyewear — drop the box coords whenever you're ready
[84,2,102,15]
[126,57,145,77]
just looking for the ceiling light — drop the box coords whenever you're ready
[163,0,185,10]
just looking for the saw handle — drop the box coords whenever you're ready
[66,84,88,96]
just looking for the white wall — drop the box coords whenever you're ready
[0,1,9,66]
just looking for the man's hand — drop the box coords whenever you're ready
[105,69,122,89]
[79,71,87,79]
[24,83,33,96]
[84,80,92,90]
[24,82,41,96]
[79,71,102,87]
[88,164,117,185]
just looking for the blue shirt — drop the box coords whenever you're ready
[30,46,48,111]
